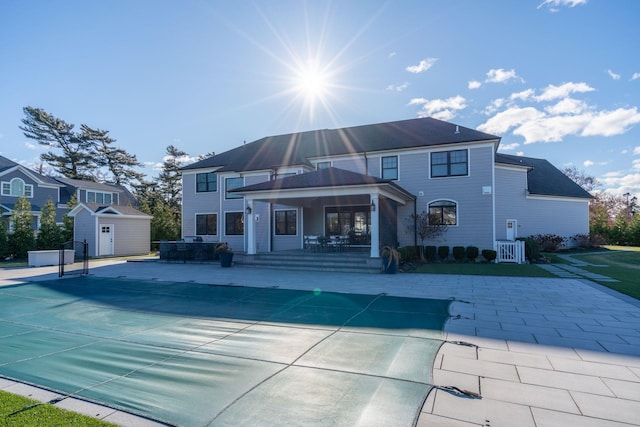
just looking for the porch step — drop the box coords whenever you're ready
[237,251,382,274]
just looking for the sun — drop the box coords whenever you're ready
[294,64,329,101]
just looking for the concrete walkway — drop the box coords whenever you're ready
[1,260,639,426]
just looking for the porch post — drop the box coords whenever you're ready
[246,200,256,255]
[370,194,380,258]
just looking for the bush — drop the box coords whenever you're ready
[530,234,566,252]
[438,245,449,261]
[466,246,479,261]
[482,249,497,262]
[517,237,540,261]
[398,246,419,262]
[452,246,465,261]
[425,246,437,261]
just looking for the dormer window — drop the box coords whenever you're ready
[87,191,114,204]
[1,178,33,198]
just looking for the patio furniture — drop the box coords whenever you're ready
[304,235,321,252]
[176,239,189,263]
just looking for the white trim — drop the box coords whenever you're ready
[526,194,592,202]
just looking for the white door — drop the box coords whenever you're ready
[99,224,114,256]
[506,220,517,241]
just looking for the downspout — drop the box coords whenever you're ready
[414,198,417,247]
[363,152,368,175]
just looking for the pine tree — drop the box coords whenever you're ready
[20,107,96,180]
[36,199,62,250]
[158,145,188,209]
[81,124,144,186]
[8,196,36,258]
[0,220,8,258]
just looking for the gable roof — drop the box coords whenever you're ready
[69,202,151,218]
[0,155,63,187]
[182,117,500,173]
[495,153,593,199]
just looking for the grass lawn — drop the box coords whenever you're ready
[0,390,116,427]
[408,261,555,277]
[551,247,640,300]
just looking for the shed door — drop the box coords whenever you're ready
[506,220,517,241]
[99,224,114,256]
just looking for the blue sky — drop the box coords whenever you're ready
[1,0,639,196]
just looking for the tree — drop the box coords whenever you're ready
[62,193,78,242]
[406,210,448,261]
[20,107,96,180]
[562,166,600,193]
[8,196,36,258]
[36,199,62,250]
[0,220,8,258]
[158,145,188,209]
[81,124,144,186]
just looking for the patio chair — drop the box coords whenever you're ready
[176,239,189,263]
[304,235,321,252]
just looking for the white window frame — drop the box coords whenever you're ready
[87,190,114,204]
[1,178,34,198]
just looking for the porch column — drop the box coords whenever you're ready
[370,194,380,258]
[246,200,256,255]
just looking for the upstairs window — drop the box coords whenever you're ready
[225,177,244,199]
[431,149,468,178]
[316,161,331,169]
[196,172,217,192]
[428,200,457,225]
[382,156,398,180]
[87,191,113,204]
[1,178,33,198]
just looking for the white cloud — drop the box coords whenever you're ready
[634,159,640,170]
[477,106,544,136]
[483,98,507,115]
[386,82,409,92]
[538,0,588,11]
[632,72,640,81]
[498,142,520,151]
[25,142,37,150]
[544,97,588,115]
[535,82,595,101]
[388,52,396,58]
[486,68,521,84]
[406,58,438,73]
[607,69,621,80]
[582,107,640,137]
[468,80,482,90]
[516,151,525,156]
[634,146,640,155]
[510,89,535,101]
[409,95,467,120]
[583,160,594,167]
[599,172,640,197]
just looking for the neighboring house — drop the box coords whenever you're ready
[0,155,151,257]
[179,117,592,259]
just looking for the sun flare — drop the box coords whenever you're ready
[294,65,329,100]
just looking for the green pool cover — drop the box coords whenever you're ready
[0,277,451,426]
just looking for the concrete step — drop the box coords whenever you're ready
[237,251,381,274]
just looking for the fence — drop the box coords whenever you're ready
[58,240,89,277]
[496,240,525,264]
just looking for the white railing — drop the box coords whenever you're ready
[496,240,525,264]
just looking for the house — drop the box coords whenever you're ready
[179,117,592,259]
[0,155,151,257]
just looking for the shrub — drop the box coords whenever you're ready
[466,246,479,261]
[530,234,566,252]
[398,246,419,262]
[452,246,465,261]
[438,245,449,261]
[425,245,437,261]
[517,237,540,261]
[482,249,497,262]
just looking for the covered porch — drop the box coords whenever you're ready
[233,168,415,259]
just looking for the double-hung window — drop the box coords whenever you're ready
[87,191,113,204]
[196,172,217,193]
[1,178,33,198]
[225,212,244,235]
[275,210,297,235]
[430,149,468,178]
[196,213,217,235]
[225,177,244,199]
[382,156,398,180]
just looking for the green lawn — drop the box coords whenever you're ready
[553,247,640,300]
[408,261,555,277]
[0,390,116,427]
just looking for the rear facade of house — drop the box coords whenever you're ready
[180,117,592,259]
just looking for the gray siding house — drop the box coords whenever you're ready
[180,117,592,259]
[0,155,151,257]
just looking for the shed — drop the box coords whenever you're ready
[69,203,152,257]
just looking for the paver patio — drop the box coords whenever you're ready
[1,260,639,426]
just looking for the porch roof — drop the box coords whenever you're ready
[231,167,415,205]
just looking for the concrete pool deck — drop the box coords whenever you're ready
[1,260,639,426]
